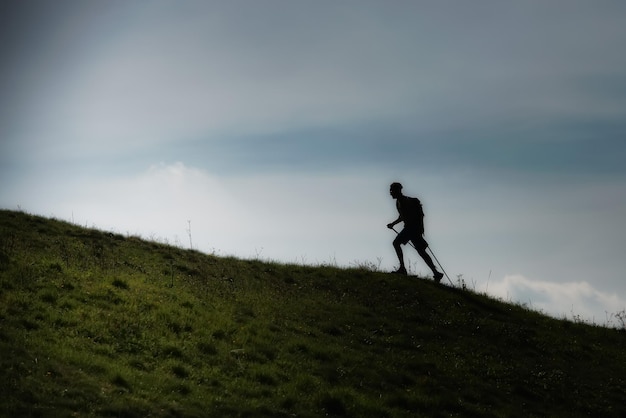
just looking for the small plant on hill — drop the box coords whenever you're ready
[613,309,626,330]
[349,257,383,272]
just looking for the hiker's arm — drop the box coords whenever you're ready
[387,216,402,229]
[387,199,403,229]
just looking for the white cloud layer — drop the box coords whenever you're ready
[10,162,394,264]
[487,274,626,326]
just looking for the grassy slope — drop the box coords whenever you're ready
[0,209,625,418]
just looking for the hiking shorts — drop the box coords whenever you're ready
[395,226,427,250]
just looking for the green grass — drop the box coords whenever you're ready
[1,209,625,417]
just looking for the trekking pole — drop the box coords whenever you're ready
[389,227,454,286]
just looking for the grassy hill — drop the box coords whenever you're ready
[1,209,625,418]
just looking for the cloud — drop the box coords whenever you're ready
[4,162,235,246]
[4,161,395,263]
[487,274,626,325]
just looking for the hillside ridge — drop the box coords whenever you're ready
[1,209,625,417]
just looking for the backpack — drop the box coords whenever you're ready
[399,196,424,230]
[406,197,424,221]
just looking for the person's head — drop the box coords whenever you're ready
[390,182,403,199]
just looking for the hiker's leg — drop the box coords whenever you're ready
[413,238,438,274]
[392,236,405,268]
[417,247,438,273]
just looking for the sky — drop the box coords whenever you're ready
[2,1,626,325]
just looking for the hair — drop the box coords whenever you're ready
[390,182,403,191]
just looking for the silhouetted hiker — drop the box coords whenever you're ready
[387,182,444,282]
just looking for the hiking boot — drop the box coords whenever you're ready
[434,271,444,283]
[392,266,407,275]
